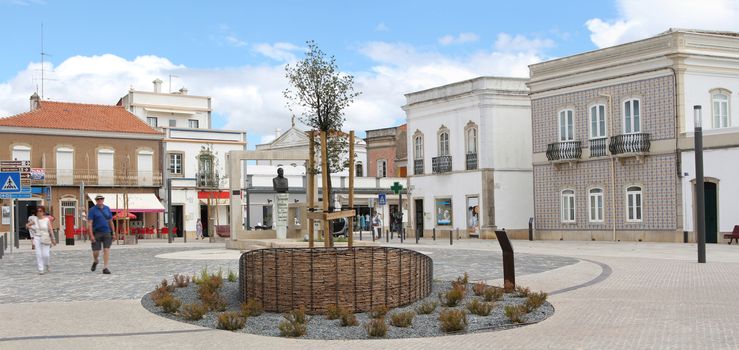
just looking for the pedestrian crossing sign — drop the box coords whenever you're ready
[0,172,21,193]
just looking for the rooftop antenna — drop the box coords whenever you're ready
[40,22,53,99]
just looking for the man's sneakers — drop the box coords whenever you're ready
[91,261,98,271]
[102,268,111,274]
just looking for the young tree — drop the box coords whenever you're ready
[283,40,360,215]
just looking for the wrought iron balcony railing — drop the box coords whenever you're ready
[609,133,650,155]
[30,169,162,187]
[466,153,478,170]
[432,156,452,174]
[414,159,424,175]
[546,141,582,161]
[589,138,608,158]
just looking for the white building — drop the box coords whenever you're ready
[118,79,246,238]
[403,77,533,239]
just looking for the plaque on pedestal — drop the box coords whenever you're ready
[275,193,289,239]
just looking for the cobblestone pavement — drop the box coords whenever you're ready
[0,242,577,304]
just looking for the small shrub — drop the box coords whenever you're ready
[389,311,415,328]
[472,281,487,296]
[197,275,223,297]
[196,267,209,285]
[227,269,237,282]
[339,309,358,327]
[515,285,531,298]
[504,305,527,323]
[278,307,308,337]
[240,299,263,318]
[364,318,388,338]
[439,285,466,307]
[525,291,548,312]
[466,299,493,316]
[200,290,227,311]
[483,286,504,302]
[439,309,467,333]
[173,274,190,288]
[369,305,388,319]
[180,303,207,320]
[217,311,246,331]
[325,304,341,320]
[451,272,470,290]
[159,294,181,314]
[416,301,438,315]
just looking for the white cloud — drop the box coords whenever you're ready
[494,33,555,53]
[375,22,389,32]
[438,32,479,46]
[252,42,302,62]
[225,35,247,47]
[586,0,739,48]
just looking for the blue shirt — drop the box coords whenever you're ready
[88,205,112,233]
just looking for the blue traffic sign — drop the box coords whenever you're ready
[0,193,31,199]
[0,172,21,193]
[378,193,387,206]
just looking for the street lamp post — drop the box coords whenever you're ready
[694,105,706,263]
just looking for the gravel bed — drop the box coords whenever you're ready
[142,277,554,339]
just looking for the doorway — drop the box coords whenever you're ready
[172,205,184,237]
[200,204,209,237]
[16,200,39,240]
[705,182,718,244]
[414,199,424,237]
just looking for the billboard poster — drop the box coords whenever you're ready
[435,198,452,226]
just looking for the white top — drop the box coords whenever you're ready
[37,217,51,234]
[27,215,39,237]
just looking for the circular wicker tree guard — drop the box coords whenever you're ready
[239,246,433,314]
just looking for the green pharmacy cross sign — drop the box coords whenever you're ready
[391,182,404,194]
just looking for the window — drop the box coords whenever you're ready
[590,104,607,139]
[188,119,199,128]
[589,188,604,223]
[623,99,641,134]
[712,92,730,128]
[561,189,575,223]
[56,147,74,185]
[466,127,477,154]
[626,186,643,222]
[169,119,177,127]
[11,145,30,161]
[146,117,158,127]
[414,135,424,160]
[137,150,153,186]
[169,153,183,175]
[438,132,450,156]
[559,109,574,141]
[355,162,363,177]
[97,148,114,186]
[377,159,387,177]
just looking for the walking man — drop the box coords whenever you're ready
[88,195,114,274]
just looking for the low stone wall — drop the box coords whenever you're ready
[239,246,433,314]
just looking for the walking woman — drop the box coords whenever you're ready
[29,206,56,274]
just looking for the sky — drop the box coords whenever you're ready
[1,0,739,147]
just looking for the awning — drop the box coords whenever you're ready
[198,191,230,206]
[87,193,165,212]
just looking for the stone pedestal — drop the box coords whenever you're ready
[274,193,289,239]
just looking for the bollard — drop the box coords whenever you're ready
[400,228,404,243]
[456,228,460,240]
[495,230,515,291]
[360,229,363,241]
[0,235,4,259]
[683,231,688,244]
[528,217,534,241]
[416,227,420,244]
[385,228,389,243]
[449,230,453,246]
[391,229,394,240]
[433,228,436,241]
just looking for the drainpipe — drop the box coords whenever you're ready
[599,93,617,242]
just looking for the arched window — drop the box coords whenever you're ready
[626,186,643,222]
[137,150,154,186]
[466,125,477,154]
[377,159,387,178]
[711,90,730,128]
[414,135,423,160]
[558,109,574,141]
[623,99,641,134]
[561,189,576,223]
[56,146,74,185]
[589,188,604,223]
[589,104,607,139]
[438,131,450,156]
[355,162,363,178]
[97,148,115,186]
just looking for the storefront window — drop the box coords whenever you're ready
[435,198,452,226]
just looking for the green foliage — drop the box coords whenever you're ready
[173,274,190,288]
[439,285,466,307]
[483,286,504,302]
[525,291,548,312]
[504,305,527,323]
[278,307,308,337]
[151,279,174,306]
[216,312,246,331]
[180,303,207,321]
[227,269,237,282]
[325,304,341,320]
[389,311,415,328]
[439,309,467,333]
[466,299,493,316]
[364,318,388,338]
[196,267,209,285]
[159,294,181,314]
[339,309,358,327]
[240,299,263,318]
[369,305,388,319]
[416,301,438,315]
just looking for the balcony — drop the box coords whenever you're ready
[609,133,650,158]
[432,156,452,174]
[589,138,608,158]
[466,153,478,170]
[546,141,582,162]
[31,169,162,187]
[414,159,424,175]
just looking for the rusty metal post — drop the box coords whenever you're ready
[495,229,515,291]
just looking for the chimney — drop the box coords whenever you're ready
[178,87,188,95]
[153,79,163,93]
[29,92,40,111]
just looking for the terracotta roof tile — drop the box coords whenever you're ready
[0,101,162,135]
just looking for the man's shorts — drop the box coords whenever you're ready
[91,231,113,251]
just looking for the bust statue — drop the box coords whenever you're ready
[273,167,288,193]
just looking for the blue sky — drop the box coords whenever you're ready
[1,0,738,147]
